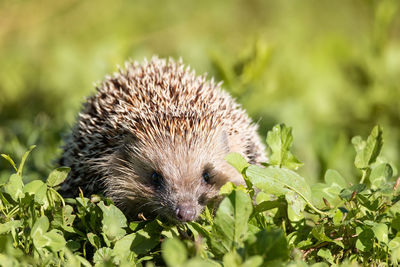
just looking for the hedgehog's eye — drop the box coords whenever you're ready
[202,172,211,184]
[151,172,163,187]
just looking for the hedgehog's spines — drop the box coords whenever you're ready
[59,56,266,220]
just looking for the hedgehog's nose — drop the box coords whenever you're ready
[176,204,197,222]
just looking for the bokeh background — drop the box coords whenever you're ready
[1,0,399,184]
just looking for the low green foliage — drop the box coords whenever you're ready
[1,124,399,266]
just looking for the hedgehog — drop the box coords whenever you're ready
[58,57,266,222]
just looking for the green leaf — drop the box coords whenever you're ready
[112,233,137,262]
[0,220,22,235]
[98,201,127,242]
[42,230,67,252]
[93,247,115,265]
[62,205,76,227]
[285,191,306,221]
[356,228,374,252]
[46,167,70,187]
[220,182,236,195]
[312,169,347,208]
[225,152,250,173]
[311,225,333,243]
[266,124,303,170]
[225,153,254,193]
[339,184,366,201]
[130,229,160,255]
[389,237,400,264]
[373,223,389,245]
[222,250,242,267]
[392,215,400,231]
[391,249,400,265]
[352,125,383,169]
[317,248,334,265]
[31,216,49,235]
[17,145,36,176]
[242,256,263,267]
[31,216,50,248]
[4,174,24,202]
[66,240,81,252]
[246,166,324,215]
[244,229,289,262]
[253,200,282,214]
[247,166,311,198]
[370,163,392,189]
[212,189,253,254]
[358,194,379,211]
[1,154,17,172]
[311,225,344,248]
[23,180,47,204]
[162,238,187,267]
[87,233,101,250]
[324,169,348,188]
[185,258,221,267]
[332,209,344,226]
[389,237,400,251]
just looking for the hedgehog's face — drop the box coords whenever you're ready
[109,131,243,222]
[145,160,224,222]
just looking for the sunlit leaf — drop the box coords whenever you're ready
[352,126,383,169]
[370,163,392,189]
[98,201,127,242]
[23,180,47,204]
[46,167,70,187]
[1,154,17,172]
[5,174,24,202]
[162,238,187,267]
[373,223,389,245]
[212,189,253,255]
[225,152,250,173]
[266,124,303,170]
[17,145,36,177]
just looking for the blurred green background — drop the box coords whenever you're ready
[1,0,399,184]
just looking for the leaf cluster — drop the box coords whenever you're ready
[1,124,400,266]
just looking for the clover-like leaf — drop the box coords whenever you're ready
[23,180,47,204]
[312,169,347,208]
[244,229,289,262]
[0,220,22,235]
[225,152,250,173]
[370,163,392,189]
[211,189,253,255]
[162,238,187,267]
[46,167,70,187]
[352,125,383,170]
[356,227,374,252]
[339,184,366,201]
[98,201,127,242]
[373,223,389,245]
[31,216,50,249]
[93,247,115,265]
[286,190,306,221]
[246,165,323,216]
[5,174,24,202]
[266,124,303,170]
[112,233,137,263]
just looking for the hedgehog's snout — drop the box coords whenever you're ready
[175,203,197,222]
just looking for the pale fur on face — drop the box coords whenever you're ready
[102,126,243,222]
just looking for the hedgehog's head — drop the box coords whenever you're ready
[104,119,242,222]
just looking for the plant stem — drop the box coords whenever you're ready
[360,169,368,184]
